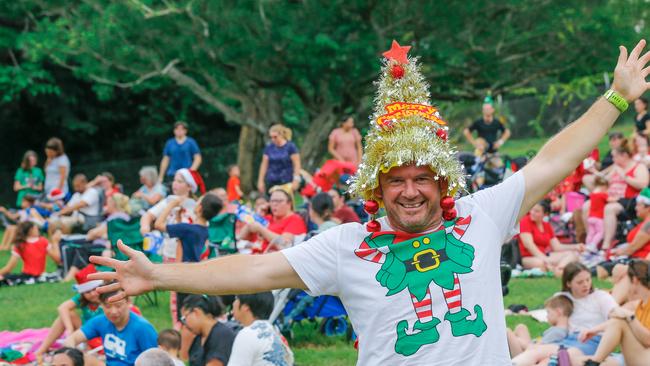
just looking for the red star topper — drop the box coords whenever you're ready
[382,40,411,64]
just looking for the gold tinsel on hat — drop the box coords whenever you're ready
[348,54,466,205]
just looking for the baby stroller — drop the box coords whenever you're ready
[270,289,352,341]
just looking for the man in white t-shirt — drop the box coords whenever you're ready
[48,174,101,235]
[91,40,650,365]
[228,292,294,366]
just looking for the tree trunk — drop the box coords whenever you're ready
[236,89,284,193]
[300,111,339,171]
[237,125,264,194]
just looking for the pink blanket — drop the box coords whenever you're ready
[0,328,58,363]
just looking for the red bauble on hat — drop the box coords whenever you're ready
[364,199,379,215]
[440,196,455,211]
[391,64,405,79]
[442,208,457,221]
[367,220,381,232]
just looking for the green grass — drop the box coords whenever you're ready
[0,244,616,365]
[457,120,636,158]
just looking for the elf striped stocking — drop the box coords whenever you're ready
[409,288,433,323]
[441,273,462,314]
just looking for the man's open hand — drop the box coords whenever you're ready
[612,39,650,102]
[88,240,156,302]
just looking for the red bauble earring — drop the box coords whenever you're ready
[364,199,381,232]
[440,195,457,221]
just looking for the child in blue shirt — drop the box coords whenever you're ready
[154,193,222,263]
[64,287,158,366]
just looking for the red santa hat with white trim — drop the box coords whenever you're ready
[177,168,206,195]
[47,188,65,201]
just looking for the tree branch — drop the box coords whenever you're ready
[165,65,267,132]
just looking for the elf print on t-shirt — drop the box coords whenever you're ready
[355,216,486,356]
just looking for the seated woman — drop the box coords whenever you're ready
[512,262,618,365]
[239,188,307,253]
[601,145,649,251]
[139,169,197,238]
[181,295,236,365]
[575,260,650,366]
[86,193,132,242]
[518,200,584,275]
[0,221,60,286]
[35,276,103,361]
[88,171,120,200]
[130,166,167,214]
[599,188,650,299]
[632,133,650,168]
[59,193,132,282]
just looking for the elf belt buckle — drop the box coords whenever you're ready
[411,249,440,272]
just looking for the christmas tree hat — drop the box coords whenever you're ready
[349,41,465,215]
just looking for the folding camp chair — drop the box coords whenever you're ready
[59,234,105,276]
[207,213,237,257]
[106,217,160,305]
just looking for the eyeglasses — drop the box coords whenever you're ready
[269,199,288,204]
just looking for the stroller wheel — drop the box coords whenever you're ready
[319,317,348,337]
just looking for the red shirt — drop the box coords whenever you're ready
[518,215,555,257]
[627,221,650,259]
[589,192,609,219]
[259,213,307,252]
[333,205,361,224]
[226,176,241,201]
[12,236,49,276]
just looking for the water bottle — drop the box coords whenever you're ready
[557,345,571,366]
[548,354,558,366]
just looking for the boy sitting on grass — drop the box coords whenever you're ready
[507,294,573,358]
[64,285,158,366]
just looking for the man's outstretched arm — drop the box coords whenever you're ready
[89,241,306,301]
[519,40,650,219]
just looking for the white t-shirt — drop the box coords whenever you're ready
[147,195,196,223]
[67,188,101,216]
[227,320,294,366]
[283,171,525,366]
[560,290,617,332]
[147,195,196,258]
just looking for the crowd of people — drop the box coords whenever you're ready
[1,42,649,365]
[0,118,366,365]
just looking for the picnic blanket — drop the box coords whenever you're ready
[0,328,54,364]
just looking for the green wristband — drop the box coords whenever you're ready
[604,89,629,113]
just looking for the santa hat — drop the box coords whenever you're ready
[73,279,103,294]
[72,264,102,293]
[177,168,206,195]
[47,188,65,201]
[348,40,465,231]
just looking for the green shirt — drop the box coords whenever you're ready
[71,293,103,322]
[14,167,44,207]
